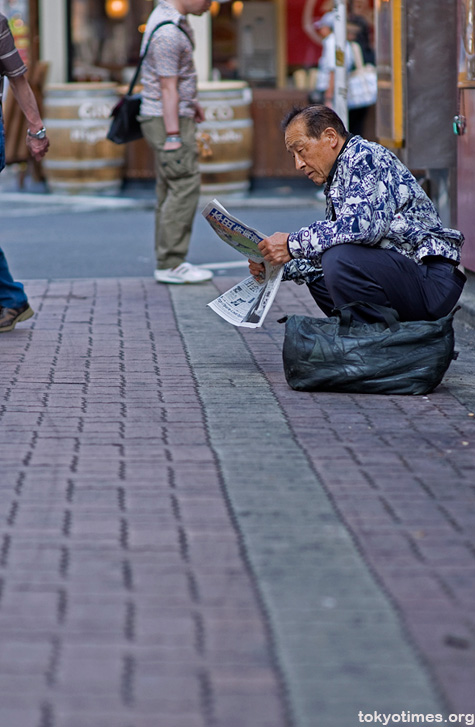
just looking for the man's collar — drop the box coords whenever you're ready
[160,0,184,19]
[324,134,353,192]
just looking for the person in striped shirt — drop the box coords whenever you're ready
[0,12,49,332]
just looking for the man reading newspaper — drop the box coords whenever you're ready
[249,105,465,324]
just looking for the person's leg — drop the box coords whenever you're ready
[0,246,33,332]
[141,116,172,268]
[141,116,200,270]
[0,112,5,174]
[0,247,29,309]
[307,244,465,322]
[306,275,336,316]
[157,118,201,270]
[152,142,168,269]
[0,113,30,311]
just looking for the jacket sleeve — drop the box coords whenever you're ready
[287,147,400,260]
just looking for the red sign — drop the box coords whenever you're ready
[287,0,331,67]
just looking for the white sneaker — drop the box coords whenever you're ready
[154,262,213,284]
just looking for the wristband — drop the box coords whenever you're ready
[166,130,180,135]
[27,126,47,139]
[166,135,182,143]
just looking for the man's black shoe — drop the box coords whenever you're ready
[0,302,34,332]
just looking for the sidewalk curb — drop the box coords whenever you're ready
[0,190,322,210]
[0,191,153,210]
[459,287,475,329]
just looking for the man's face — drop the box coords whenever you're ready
[347,22,360,41]
[318,25,332,38]
[284,118,341,186]
[185,0,212,15]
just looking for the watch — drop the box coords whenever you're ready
[27,127,47,139]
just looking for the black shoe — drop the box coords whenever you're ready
[0,302,34,332]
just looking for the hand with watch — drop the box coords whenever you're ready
[163,130,182,150]
[26,125,50,161]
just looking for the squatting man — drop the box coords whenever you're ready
[249,105,466,324]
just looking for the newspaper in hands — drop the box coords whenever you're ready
[202,199,284,328]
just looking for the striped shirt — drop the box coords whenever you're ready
[140,1,196,118]
[0,13,27,103]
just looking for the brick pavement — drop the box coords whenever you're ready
[1,276,475,727]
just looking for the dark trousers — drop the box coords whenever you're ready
[307,245,466,323]
[348,106,369,137]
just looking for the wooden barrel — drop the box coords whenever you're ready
[197,81,253,196]
[42,83,125,195]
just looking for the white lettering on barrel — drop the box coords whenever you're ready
[78,102,114,120]
[208,129,243,144]
[204,104,235,122]
[70,127,109,144]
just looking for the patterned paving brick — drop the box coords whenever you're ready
[0,278,290,727]
[172,283,450,727]
[211,276,475,721]
[2,274,475,726]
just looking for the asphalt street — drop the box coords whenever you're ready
[0,191,324,280]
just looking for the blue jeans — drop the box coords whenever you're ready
[0,110,4,172]
[0,111,28,308]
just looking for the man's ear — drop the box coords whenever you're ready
[324,127,339,148]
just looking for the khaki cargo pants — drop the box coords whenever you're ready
[140,116,200,270]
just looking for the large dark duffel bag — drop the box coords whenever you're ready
[282,302,458,395]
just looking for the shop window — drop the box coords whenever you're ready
[211,0,277,86]
[459,0,475,81]
[69,0,154,82]
[0,0,30,65]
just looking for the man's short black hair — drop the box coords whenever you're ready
[282,105,348,139]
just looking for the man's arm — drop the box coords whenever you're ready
[325,70,335,106]
[193,101,205,124]
[8,73,49,160]
[302,0,322,46]
[159,75,182,150]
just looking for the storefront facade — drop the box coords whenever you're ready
[457,0,475,272]
[36,0,375,88]
[33,0,373,181]
[0,0,36,65]
[3,1,472,272]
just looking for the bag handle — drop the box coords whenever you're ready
[126,21,191,96]
[350,42,365,71]
[336,301,401,334]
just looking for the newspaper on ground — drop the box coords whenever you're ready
[202,199,284,328]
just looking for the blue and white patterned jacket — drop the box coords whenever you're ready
[283,135,464,284]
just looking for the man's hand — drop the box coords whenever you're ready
[8,74,50,161]
[258,232,291,266]
[26,135,50,161]
[163,138,182,150]
[194,102,205,124]
[249,260,266,282]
